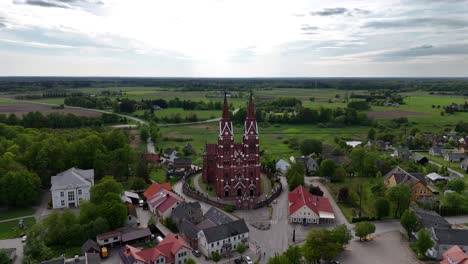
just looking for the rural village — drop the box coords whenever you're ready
[0,80,467,264]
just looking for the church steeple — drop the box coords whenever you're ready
[219,90,233,142]
[244,91,258,138]
[247,92,255,119]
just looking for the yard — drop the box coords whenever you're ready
[0,207,35,221]
[0,217,36,240]
[325,177,388,222]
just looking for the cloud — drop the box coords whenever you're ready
[364,17,468,29]
[13,0,102,9]
[377,43,468,60]
[353,8,371,15]
[0,38,75,49]
[310,7,347,16]
[13,0,73,8]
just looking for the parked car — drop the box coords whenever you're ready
[234,258,242,264]
[272,199,277,204]
[21,235,27,242]
[243,256,253,264]
[139,200,144,207]
[192,250,201,257]
[328,261,340,264]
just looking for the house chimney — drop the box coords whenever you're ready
[175,235,178,239]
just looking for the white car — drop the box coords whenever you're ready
[21,235,27,242]
[272,199,277,204]
[139,200,144,207]
[243,256,253,264]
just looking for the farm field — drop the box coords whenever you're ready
[0,100,102,117]
[157,123,370,163]
[135,108,220,121]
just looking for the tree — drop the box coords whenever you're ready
[0,249,10,264]
[186,259,196,264]
[139,125,149,142]
[90,176,124,204]
[0,169,41,206]
[368,128,376,140]
[374,198,390,219]
[447,179,465,193]
[309,185,324,196]
[354,221,376,241]
[337,187,349,203]
[300,139,322,156]
[333,165,347,182]
[350,147,378,177]
[284,245,303,264]
[413,229,434,258]
[211,252,221,262]
[386,184,412,218]
[236,243,246,254]
[268,255,290,264]
[444,192,467,210]
[318,159,336,178]
[351,181,366,217]
[302,225,351,263]
[400,210,418,236]
[286,163,305,191]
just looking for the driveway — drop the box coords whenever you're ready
[0,238,23,264]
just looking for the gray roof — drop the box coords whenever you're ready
[384,167,427,186]
[414,208,450,230]
[445,152,467,159]
[172,202,202,222]
[85,253,101,264]
[51,167,94,191]
[196,219,217,230]
[412,153,428,163]
[461,158,468,166]
[201,219,249,243]
[81,239,100,254]
[429,146,444,155]
[164,148,176,155]
[121,228,152,243]
[204,207,234,225]
[179,219,200,240]
[433,228,468,246]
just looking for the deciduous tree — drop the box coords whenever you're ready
[400,210,418,236]
[354,221,376,241]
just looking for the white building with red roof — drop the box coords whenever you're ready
[147,189,183,219]
[288,185,335,224]
[119,233,191,264]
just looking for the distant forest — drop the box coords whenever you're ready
[0,77,467,94]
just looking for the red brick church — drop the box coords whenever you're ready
[202,93,261,202]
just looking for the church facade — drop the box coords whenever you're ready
[202,93,261,202]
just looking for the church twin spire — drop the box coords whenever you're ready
[219,91,258,141]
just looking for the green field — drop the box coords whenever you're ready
[0,217,36,239]
[135,108,220,121]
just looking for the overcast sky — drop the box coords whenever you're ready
[0,0,467,77]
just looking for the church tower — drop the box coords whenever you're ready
[243,93,260,197]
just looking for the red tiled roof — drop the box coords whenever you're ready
[144,182,172,199]
[441,246,468,264]
[146,153,160,162]
[147,189,183,214]
[288,185,334,215]
[121,233,190,264]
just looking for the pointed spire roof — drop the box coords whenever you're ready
[247,91,255,119]
[222,90,230,119]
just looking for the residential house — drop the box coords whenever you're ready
[178,219,201,249]
[288,185,335,225]
[96,229,123,247]
[173,158,192,171]
[119,233,191,264]
[147,189,183,218]
[203,207,235,225]
[171,202,203,227]
[461,159,468,172]
[426,172,449,184]
[459,145,468,154]
[412,153,429,165]
[413,208,451,231]
[163,148,178,162]
[429,146,445,157]
[197,219,249,258]
[291,156,318,174]
[183,144,194,154]
[275,159,290,174]
[51,168,94,209]
[444,152,467,163]
[41,253,101,264]
[81,239,100,255]
[393,147,412,160]
[428,228,468,260]
[366,140,390,151]
[121,228,152,245]
[440,246,468,264]
[384,167,433,201]
[143,182,173,200]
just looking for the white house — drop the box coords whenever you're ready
[288,185,335,224]
[147,189,183,219]
[197,219,249,258]
[275,159,290,174]
[50,167,94,209]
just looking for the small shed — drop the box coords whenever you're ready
[81,239,100,254]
